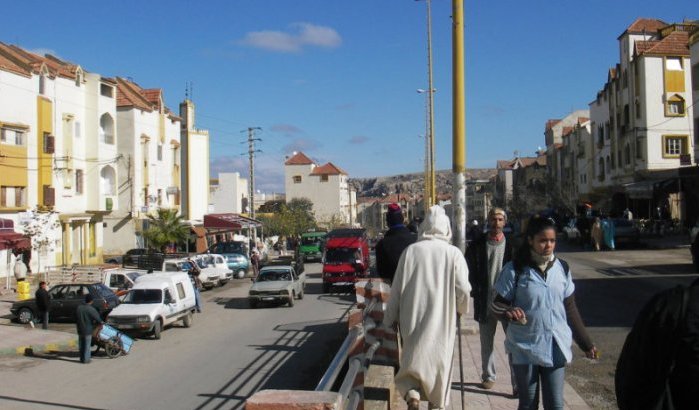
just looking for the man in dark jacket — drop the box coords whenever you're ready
[76,294,103,364]
[375,203,417,283]
[465,207,515,392]
[35,281,50,330]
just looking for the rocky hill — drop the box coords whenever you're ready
[350,168,497,198]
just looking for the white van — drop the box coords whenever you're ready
[106,272,196,339]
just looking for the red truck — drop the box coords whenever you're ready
[322,228,370,293]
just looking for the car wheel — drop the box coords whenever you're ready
[153,320,162,340]
[218,279,225,287]
[17,307,34,324]
[298,289,304,300]
[236,269,246,279]
[183,312,193,328]
[288,295,295,307]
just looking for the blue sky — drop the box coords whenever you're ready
[2,0,696,193]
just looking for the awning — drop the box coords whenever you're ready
[0,219,30,250]
[624,181,655,199]
[203,213,262,231]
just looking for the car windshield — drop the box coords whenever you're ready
[123,289,162,304]
[302,236,323,246]
[214,242,244,254]
[325,248,359,264]
[126,272,145,281]
[257,270,292,281]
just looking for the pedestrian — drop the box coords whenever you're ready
[465,207,517,394]
[384,205,470,410]
[491,216,597,409]
[76,294,103,364]
[601,216,616,250]
[35,281,51,330]
[375,203,417,283]
[251,249,260,276]
[467,219,482,242]
[616,277,699,410]
[590,217,603,252]
[187,258,203,313]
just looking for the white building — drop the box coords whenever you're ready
[284,152,357,226]
[102,78,182,255]
[691,28,699,161]
[210,172,248,214]
[180,99,210,223]
[588,18,696,217]
[0,43,118,273]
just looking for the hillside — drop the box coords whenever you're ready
[350,168,497,198]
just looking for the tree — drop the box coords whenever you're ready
[19,207,60,272]
[257,198,317,237]
[143,208,189,252]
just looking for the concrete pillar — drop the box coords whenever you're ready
[245,390,342,410]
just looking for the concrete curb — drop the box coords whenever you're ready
[0,334,78,357]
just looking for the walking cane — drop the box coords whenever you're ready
[457,313,465,409]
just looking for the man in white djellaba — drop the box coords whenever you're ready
[384,205,471,410]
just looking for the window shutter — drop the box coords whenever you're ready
[44,134,55,154]
[43,185,55,206]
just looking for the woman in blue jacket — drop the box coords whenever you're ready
[491,216,597,409]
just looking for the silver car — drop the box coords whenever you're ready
[248,265,306,308]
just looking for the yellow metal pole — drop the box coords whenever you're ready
[452,0,467,253]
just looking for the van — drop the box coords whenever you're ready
[322,229,370,293]
[300,231,327,262]
[106,272,196,339]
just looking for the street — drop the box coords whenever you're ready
[558,241,698,409]
[0,263,352,410]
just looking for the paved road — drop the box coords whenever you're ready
[0,263,353,410]
[558,241,698,409]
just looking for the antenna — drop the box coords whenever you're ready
[185,82,189,100]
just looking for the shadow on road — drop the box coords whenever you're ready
[194,315,350,410]
[574,274,698,328]
[450,382,514,399]
[0,395,104,410]
[596,263,696,277]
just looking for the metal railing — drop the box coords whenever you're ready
[315,298,380,409]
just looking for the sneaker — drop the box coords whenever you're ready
[481,380,495,389]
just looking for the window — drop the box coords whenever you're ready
[100,84,114,98]
[157,144,163,161]
[666,95,685,116]
[0,128,26,146]
[75,121,81,138]
[0,186,27,208]
[176,283,186,299]
[157,189,162,206]
[636,139,643,159]
[666,57,683,71]
[320,174,329,182]
[99,113,115,144]
[293,175,302,183]
[598,158,605,179]
[693,63,699,91]
[663,135,688,158]
[622,69,628,89]
[75,169,84,195]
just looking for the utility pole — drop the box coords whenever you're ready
[245,127,262,219]
[452,0,467,254]
[417,0,437,211]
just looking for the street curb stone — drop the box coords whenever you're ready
[0,335,78,357]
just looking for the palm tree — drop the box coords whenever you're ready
[143,208,189,252]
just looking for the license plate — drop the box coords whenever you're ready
[262,297,275,301]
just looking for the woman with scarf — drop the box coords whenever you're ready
[491,216,597,409]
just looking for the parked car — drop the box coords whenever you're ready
[248,265,306,308]
[194,254,233,287]
[562,218,581,241]
[613,218,641,245]
[106,272,196,339]
[104,248,148,264]
[209,241,250,279]
[11,283,119,324]
[690,225,699,273]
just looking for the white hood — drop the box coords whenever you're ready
[109,303,160,317]
[418,205,452,243]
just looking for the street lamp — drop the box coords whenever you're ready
[417,88,436,211]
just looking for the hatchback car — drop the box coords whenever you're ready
[11,283,119,324]
[248,265,306,308]
[209,242,250,278]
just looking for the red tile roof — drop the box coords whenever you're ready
[635,30,690,57]
[0,42,81,80]
[623,18,667,36]
[310,162,347,176]
[497,160,514,170]
[562,126,574,137]
[284,151,314,165]
[116,77,156,111]
[141,89,163,110]
[577,117,589,125]
[545,119,561,131]
[0,44,31,77]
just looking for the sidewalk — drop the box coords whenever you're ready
[0,290,78,357]
[394,314,591,410]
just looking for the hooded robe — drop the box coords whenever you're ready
[384,205,471,407]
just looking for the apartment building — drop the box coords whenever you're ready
[210,172,248,214]
[180,99,210,222]
[0,43,118,272]
[588,18,696,218]
[284,151,356,227]
[102,78,182,255]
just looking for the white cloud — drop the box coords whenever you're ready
[282,138,322,154]
[238,23,342,53]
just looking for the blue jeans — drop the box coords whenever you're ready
[194,288,202,312]
[513,342,566,410]
[79,335,92,363]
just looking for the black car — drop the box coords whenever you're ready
[10,283,119,324]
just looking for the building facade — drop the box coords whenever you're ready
[180,99,210,223]
[284,152,357,227]
[210,172,248,214]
